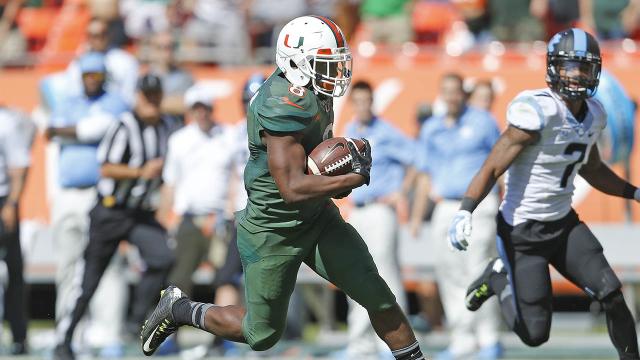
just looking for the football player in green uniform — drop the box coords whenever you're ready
[141,15,425,360]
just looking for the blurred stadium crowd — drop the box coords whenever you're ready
[0,0,638,359]
[2,0,640,67]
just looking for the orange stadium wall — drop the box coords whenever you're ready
[1,52,639,224]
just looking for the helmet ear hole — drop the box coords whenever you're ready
[289,59,298,69]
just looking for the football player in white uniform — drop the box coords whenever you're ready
[447,28,640,359]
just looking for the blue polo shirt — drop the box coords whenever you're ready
[345,117,414,205]
[52,91,128,188]
[416,106,500,199]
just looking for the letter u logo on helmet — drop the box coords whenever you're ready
[546,28,602,100]
[275,16,353,98]
[283,34,305,49]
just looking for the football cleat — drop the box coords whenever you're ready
[465,258,503,311]
[141,286,187,356]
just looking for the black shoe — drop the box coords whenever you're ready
[53,343,74,360]
[10,342,28,355]
[141,286,187,356]
[466,258,503,311]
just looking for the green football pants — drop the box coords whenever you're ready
[236,204,397,351]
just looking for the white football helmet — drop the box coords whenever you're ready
[275,15,353,97]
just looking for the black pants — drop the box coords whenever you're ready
[495,209,622,346]
[57,203,175,345]
[0,200,27,344]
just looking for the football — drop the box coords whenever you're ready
[307,137,366,176]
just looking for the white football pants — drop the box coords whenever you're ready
[432,194,501,355]
[346,203,407,358]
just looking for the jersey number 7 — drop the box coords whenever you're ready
[560,143,587,188]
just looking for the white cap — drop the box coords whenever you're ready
[184,85,215,108]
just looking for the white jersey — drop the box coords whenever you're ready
[500,88,607,225]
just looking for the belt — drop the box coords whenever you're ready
[99,195,130,210]
[98,195,158,213]
[97,200,157,219]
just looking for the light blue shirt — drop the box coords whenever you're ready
[416,106,500,199]
[594,70,636,164]
[345,117,414,204]
[52,91,129,188]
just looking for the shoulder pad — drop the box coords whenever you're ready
[256,79,318,133]
[507,90,558,131]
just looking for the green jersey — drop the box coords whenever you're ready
[239,69,335,231]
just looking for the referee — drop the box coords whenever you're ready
[0,107,34,355]
[54,74,176,360]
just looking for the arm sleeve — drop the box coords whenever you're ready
[76,113,117,143]
[256,95,317,133]
[97,122,129,164]
[506,94,547,131]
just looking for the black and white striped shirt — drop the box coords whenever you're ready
[97,112,179,211]
[0,108,34,197]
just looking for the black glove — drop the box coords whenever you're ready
[333,189,352,199]
[347,138,372,185]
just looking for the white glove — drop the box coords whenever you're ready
[448,210,472,251]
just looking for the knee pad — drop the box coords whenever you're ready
[247,327,282,351]
[521,332,549,347]
[517,316,550,347]
[601,290,626,312]
[244,318,284,352]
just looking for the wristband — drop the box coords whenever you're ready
[460,196,479,212]
[622,184,638,200]
[635,188,640,202]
